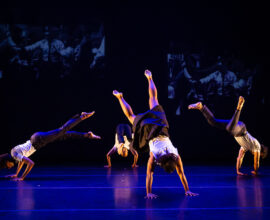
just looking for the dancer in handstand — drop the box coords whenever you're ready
[113,69,198,198]
[104,123,138,168]
[0,111,101,181]
[188,97,268,176]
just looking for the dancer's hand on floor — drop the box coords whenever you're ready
[132,164,139,168]
[11,177,24,181]
[251,171,258,176]
[185,191,199,196]
[145,193,158,199]
[237,172,247,176]
[5,174,17,179]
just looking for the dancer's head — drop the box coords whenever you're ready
[261,144,268,159]
[0,154,15,169]
[117,145,128,157]
[159,153,178,173]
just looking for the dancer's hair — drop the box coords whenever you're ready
[0,154,13,169]
[159,153,178,173]
[261,144,268,159]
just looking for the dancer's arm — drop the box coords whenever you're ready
[145,153,158,199]
[176,156,198,196]
[251,151,260,175]
[104,147,117,168]
[130,148,138,168]
[12,157,34,181]
[236,148,246,175]
[15,161,24,177]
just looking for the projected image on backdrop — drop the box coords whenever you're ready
[167,42,256,116]
[0,23,105,80]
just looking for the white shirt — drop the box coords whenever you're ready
[114,133,133,150]
[149,135,179,161]
[11,140,36,162]
[234,132,261,153]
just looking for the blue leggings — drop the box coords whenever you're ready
[116,123,133,143]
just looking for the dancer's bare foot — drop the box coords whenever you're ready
[87,131,101,139]
[237,96,245,111]
[113,90,123,99]
[81,111,95,120]
[188,102,203,110]
[144,69,152,79]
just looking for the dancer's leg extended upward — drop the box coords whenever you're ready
[188,96,246,136]
[112,91,136,124]
[145,69,159,109]
[112,70,159,124]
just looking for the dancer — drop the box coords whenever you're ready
[188,97,268,176]
[113,69,198,198]
[105,123,138,168]
[0,111,101,181]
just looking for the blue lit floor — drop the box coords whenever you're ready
[1,165,270,220]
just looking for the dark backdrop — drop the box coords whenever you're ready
[0,4,269,166]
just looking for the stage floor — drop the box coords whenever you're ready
[0,165,270,220]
